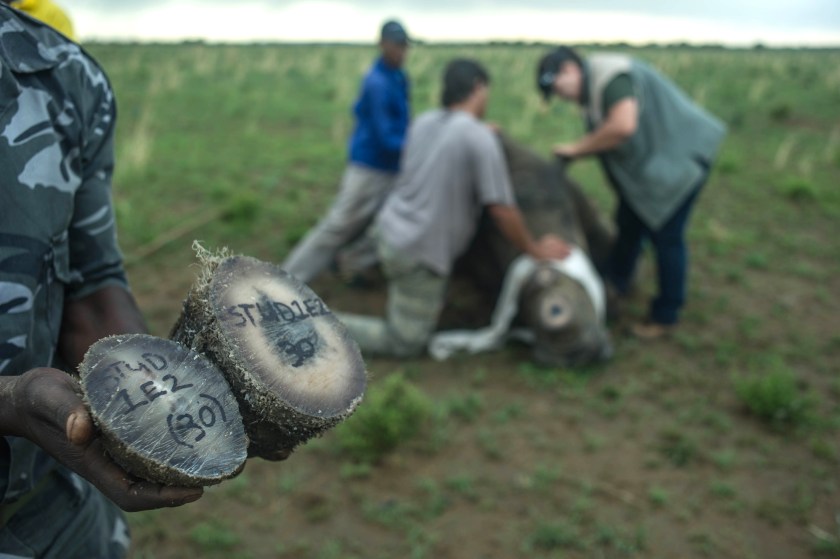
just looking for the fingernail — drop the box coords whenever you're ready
[66,413,77,439]
[183,491,202,504]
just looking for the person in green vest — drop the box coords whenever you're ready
[536,46,726,339]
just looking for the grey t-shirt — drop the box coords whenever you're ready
[377,109,516,276]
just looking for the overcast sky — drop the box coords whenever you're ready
[68,0,840,46]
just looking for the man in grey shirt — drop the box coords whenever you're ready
[338,59,570,358]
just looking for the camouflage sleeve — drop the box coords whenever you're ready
[65,64,128,300]
[0,439,7,500]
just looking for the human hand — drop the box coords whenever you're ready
[553,143,577,161]
[486,122,502,134]
[532,234,572,261]
[7,368,204,512]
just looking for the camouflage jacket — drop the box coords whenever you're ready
[1,5,127,504]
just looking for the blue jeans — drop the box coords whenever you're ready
[607,176,707,325]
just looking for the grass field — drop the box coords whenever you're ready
[84,41,840,558]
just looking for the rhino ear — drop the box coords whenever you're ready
[538,293,573,330]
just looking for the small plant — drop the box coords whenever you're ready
[709,480,737,500]
[812,539,840,556]
[476,428,503,460]
[811,527,840,557]
[714,339,739,367]
[276,469,305,494]
[531,463,563,491]
[492,402,524,424]
[649,485,669,507]
[811,438,839,463]
[220,192,260,224]
[334,372,433,464]
[470,366,488,387]
[315,540,359,559]
[445,474,478,500]
[190,521,240,550]
[222,472,250,498]
[444,392,484,423]
[339,462,373,479]
[777,176,818,202]
[594,524,647,554]
[517,361,561,389]
[416,478,451,519]
[583,433,606,453]
[716,152,741,175]
[523,520,583,553]
[361,496,417,529]
[599,384,622,402]
[657,429,697,467]
[710,449,738,471]
[743,250,769,270]
[734,368,816,429]
[301,493,335,523]
[769,103,792,122]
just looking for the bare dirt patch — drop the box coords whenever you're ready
[126,243,840,559]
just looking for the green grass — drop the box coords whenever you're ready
[93,42,840,559]
[189,521,240,550]
[333,372,433,464]
[734,366,817,430]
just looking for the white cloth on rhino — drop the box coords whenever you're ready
[428,246,605,360]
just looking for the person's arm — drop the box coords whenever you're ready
[59,51,147,370]
[487,204,571,261]
[554,97,638,159]
[0,52,203,511]
[474,128,570,261]
[368,76,408,156]
[58,284,147,370]
[0,367,203,511]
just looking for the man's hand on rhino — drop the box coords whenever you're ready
[533,234,572,261]
[553,143,578,160]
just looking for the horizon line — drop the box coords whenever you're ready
[79,37,840,50]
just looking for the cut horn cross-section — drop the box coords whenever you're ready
[171,252,367,460]
[79,334,248,487]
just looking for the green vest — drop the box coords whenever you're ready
[584,54,727,229]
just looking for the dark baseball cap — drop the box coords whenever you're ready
[380,20,409,45]
[536,46,582,100]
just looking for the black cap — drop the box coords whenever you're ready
[380,20,409,45]
[536,46,582,100]
[537,68,557,101]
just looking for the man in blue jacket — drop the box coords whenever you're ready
[283,20,411,284]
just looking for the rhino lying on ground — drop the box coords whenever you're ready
[449,133,615,367]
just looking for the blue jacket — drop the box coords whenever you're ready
[349,57,410,173]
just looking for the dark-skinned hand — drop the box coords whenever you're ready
[3,367,204,512]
